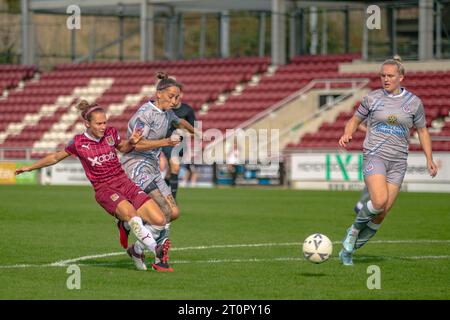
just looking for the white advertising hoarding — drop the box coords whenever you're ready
[289,152,450,192]
[41,161,90,185]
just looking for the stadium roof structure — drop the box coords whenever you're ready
[22,0,439,66]
[28,0,430,15]
[29,1,371,14]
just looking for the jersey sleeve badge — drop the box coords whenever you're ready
[106,135,115,146]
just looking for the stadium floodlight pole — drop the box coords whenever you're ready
[309,6,318,55]
[118,4,125,61]
[388,7,397,58]
[140,0,154,61]
[362,6,368,61]
[418,0,434,60]
[271,0,286,65]
[178,13,184,59]
[321,8,328,55]
[258,12,266,57]
[21,0,34,65]
[199,14,206,58]
[344,6,349,54]
[289,12,296,59]
[300,8,306,55]
[436,0,442,59]
[219,11,230,58]
[71,28,77,62]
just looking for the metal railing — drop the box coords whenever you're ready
[203,77,370,158]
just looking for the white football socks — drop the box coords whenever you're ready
[128,216,156,253]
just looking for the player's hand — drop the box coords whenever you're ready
[15,167,31,175]
[168,134,181,146]
[338,133,352,148]
[427,159,438,178]
[129,128,143,145]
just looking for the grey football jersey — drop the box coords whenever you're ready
[121,101,181,174]
[355,88,426,161]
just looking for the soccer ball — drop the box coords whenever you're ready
[302,233,333,264]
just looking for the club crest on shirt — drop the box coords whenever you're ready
[387,115,398,125]
[402,104,411,114]
[106,135,115,146]
[134,118,145,131]
[110,193,119,201]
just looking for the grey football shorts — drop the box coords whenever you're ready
[362,155,407,186]
[122,159,172,197]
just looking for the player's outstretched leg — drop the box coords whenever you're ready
[152,238,173,272]
[355,221,381,250]
[342,226,358,254]
[354,186,370,214]
[115,201,160,256]
[116,219,130,249]
[169,173,179,200]
[339,248,353,266]
[127,242,147,271]
[343,199,384,253]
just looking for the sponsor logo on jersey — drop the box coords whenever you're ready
[110,193,119,201]
[81,144,90,149]
[387,115,398,125]
[88,151,116,167]
[106,135,115,146]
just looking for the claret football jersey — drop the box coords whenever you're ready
[65,127,126,189]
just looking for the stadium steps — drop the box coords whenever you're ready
[287,69,450,151]
[197,53,360,133]
[0,57,270,158]
[0,78,114,159]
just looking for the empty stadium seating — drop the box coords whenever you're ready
[1,54,449,160]
[0,64,36,93]
[198,53,359,131]
[286,69,450,152]
[0,57,269,158]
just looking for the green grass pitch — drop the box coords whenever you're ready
[0,185,449,299]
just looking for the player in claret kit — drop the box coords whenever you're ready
[15,100,171,272]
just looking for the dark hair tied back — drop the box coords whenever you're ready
[155,71,183,91]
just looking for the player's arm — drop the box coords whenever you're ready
[116,126,143,153]
[15,150,71,175]
[416,127,438,177]
[357,121,367,133]
[339,115,363,148]
[174,119,194,133]
[174,119,202,139]
[133,137,179,152]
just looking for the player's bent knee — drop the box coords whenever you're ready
[138,201,167,226]
[153,214,166,226]
[371,198,387,211]
[170,206,180,221]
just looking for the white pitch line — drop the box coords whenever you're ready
[13,255,449,269]
[49,252,124,267]
[1,240,449,269]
